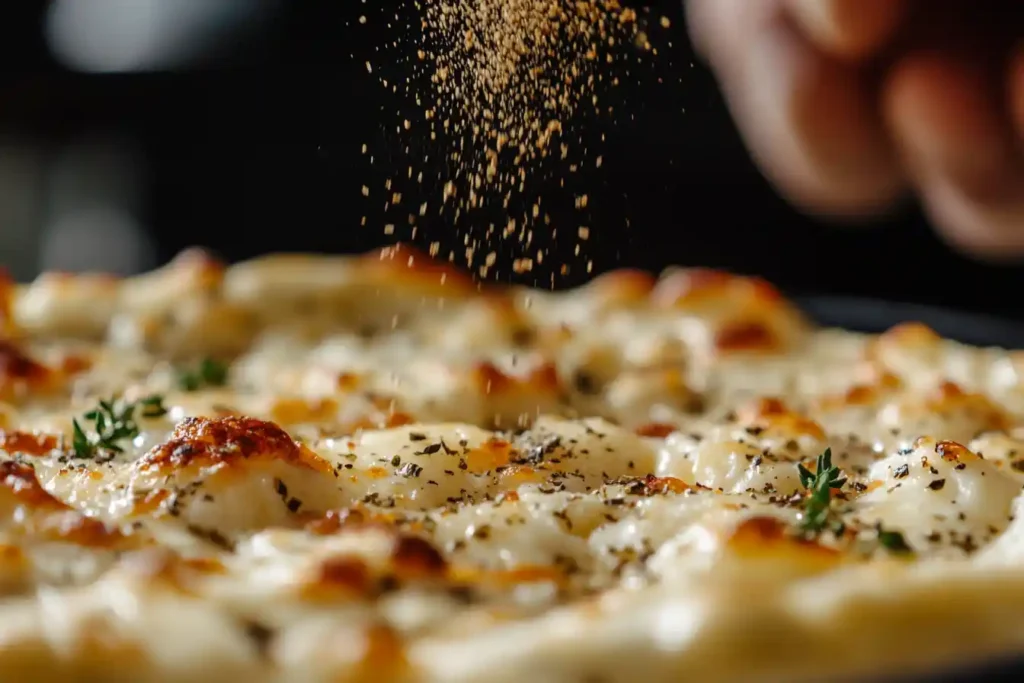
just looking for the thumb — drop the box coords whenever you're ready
[786,0,910,60]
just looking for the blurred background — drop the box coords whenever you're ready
[1,0,1023,316]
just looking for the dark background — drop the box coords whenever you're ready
[1,0,1022,316]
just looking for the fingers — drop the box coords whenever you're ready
[687,0,907,216]
[884,51,1024,258]
[785,0,910,60]
[1012,43,1024,142]
[686,0,770,68]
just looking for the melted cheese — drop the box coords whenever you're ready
[1,246,1024,681]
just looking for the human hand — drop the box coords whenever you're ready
[686,0,1024,258]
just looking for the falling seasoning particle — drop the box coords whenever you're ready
[359,0,667,277]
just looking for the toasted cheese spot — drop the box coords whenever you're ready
[652,268,786,311]
[0,543,26,587]
[464,438,514,473]
[496,465,546,485]
[0,544,23,563]
[337,372,362,392]
[131,489,172,515]
[122,247,224,312]
[472,361,560,396]
[927,381,1011,431]
[650,268,737,308]
[739,397,787,419]
[368,243,476,294]
[851,361,905,387]
[0,431,59,457]
[67,619,149,668]
[138,416,332,475]
[270,397,340,425]
[346,411,418,433]
[385,412,416,428]
[737,397,827,442]
[714,320,779,353]
[635,422,677,438]
[0,461,128,547]
[353,623,408,681]
[119,547,224,593]
[814,371,904,411]
[187,558,227,576]
[496,490,520,504]
[932,439,980,464]
[306,556,373,599]
[868,322,944,378]
[449,564,566,587]
[59,354,93,376]
[487,565,566,585]
[0,341,57,399]
[391,535,447,578]
[725,516,841,568]
[583,269,656,307]
[0,461,65,509]
[48,515,130,548]
[877,385,1012,445]
[874,321,942,351]
[641,475,690,495]
[366,467,390,480]
[126,417,346,533]
[818,385,879,410]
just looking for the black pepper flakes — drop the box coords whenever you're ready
[399,462,424,478]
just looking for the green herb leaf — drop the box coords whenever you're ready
[177,358,229,392]
[799,447,846,534]
[70,394,167,460]
[71,418,92,459]
[877,527,914,555]
[138,395,168,418]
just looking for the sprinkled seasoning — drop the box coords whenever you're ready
[358,1,673,281]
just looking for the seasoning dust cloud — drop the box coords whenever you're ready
[356,1,674,282]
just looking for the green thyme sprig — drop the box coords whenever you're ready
[71,395,167,460]
[177,358,229,392]
[797,447,846,535]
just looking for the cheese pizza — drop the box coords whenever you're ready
[2,244,1024,682]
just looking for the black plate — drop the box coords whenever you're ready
[797,295,1024,682]
[796,295,1024,349]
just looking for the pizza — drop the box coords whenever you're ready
[2,243,1024,682]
